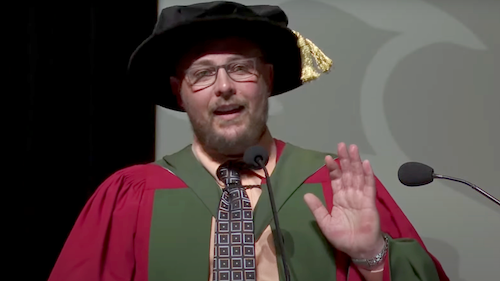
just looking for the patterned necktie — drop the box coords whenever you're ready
[213,161,256,281]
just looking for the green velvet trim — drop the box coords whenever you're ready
[156,145,222,217]
[149,188,213,281]
[272,182,337,281]
[389,238,441,281]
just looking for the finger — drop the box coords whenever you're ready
[303,193,330,225]
[349,144,365,190]
[337,143,352,187]
[348,144,363,173]
[325,155,342,179]
[363,160,376,196]
[326,156,343,193]
[337,142,349,160]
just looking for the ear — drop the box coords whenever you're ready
[170,76,184,109]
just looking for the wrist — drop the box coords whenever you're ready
[351,232,389,271]
[352,234,386,259]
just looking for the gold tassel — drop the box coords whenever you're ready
[292,30,333,83]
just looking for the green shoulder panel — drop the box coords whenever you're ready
[156,144,223,217]
[274,182,338,281]
[253,142,332,238]
[149,145,218,281]
[149,187,213,281]
[255,142,339,280]
[388,238,441,281]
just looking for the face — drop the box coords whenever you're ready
[170,37,274,157]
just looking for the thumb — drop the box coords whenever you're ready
[304,193,330,225]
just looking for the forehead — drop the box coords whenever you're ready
[175,37,264,70]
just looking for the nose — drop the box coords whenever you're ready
[213,68,236,98]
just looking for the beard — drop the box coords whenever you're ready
[185,97,269,160]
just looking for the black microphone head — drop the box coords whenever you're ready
[398,162,435,186]
[243,145,269,170]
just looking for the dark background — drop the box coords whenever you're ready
[23,1,158,280]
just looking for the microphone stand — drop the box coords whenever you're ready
[434,173,500,206]
[256,157,291,281]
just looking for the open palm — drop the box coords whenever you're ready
[304,143,383,258]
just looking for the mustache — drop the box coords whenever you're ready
[210,99,248,111]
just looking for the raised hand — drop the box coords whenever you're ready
[304,142,385,259]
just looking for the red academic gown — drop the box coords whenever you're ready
[48,139,449,281]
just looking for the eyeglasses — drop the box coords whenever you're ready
[184,57,260,90]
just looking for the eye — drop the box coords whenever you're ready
[192,68,214,78]
[228,63,251,72]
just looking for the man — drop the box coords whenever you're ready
[49,1,449,281]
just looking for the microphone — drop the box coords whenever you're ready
[243,146,291,281]
[398,162,500,207]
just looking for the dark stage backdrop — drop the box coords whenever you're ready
[25,1,157,280]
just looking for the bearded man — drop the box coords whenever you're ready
[49,2,449,281]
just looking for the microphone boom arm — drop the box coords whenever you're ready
[256,157,291,281]
[434,173,500,206]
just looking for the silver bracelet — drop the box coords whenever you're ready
[351,233,390,271]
